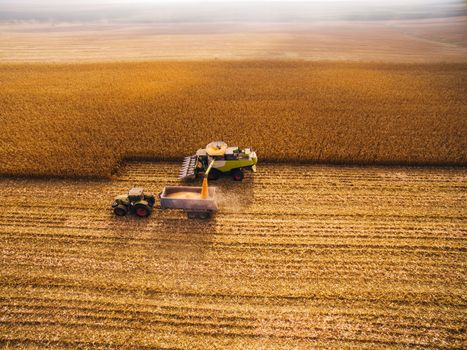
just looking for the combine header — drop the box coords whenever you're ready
[179,141,257,181]
[180,155,198,179]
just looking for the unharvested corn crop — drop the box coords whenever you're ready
[0,61,465,178]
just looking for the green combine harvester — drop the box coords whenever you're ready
[179,141,258,181]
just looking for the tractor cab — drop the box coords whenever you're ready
[128,187,144,202]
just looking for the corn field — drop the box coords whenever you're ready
[0,61,466,178]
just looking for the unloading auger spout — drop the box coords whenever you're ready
[201,160,215,199]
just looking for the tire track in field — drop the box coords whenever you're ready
[0,162,466,349]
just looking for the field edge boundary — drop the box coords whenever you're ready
[1,155,465,181]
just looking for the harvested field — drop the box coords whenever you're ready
[1,61,466,178]
[1,21,466,62]
[1,162,466,349]
[385,16,467,47]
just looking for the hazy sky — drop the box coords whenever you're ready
[1,0,463,22]
[0,0,456,4]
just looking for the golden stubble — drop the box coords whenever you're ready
[0,162,465,349]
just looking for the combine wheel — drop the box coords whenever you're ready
[208,168,221,180]
[114,204,128,216]
[231,168,244,181]
[134,204,151,218]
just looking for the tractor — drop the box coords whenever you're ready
[179,141,257,181]
[112,187,155,217]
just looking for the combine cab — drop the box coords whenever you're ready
[179,141,257,181]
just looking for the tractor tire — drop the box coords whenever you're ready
[114,204,128,216]
[231,168,244,181]
[208,168,221,180]
[134,204,151,218]
[145,194,156,207]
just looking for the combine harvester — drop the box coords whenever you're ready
[180,141,257,181]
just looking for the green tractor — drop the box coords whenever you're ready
[112,187,155,217]
[179,141,257,181]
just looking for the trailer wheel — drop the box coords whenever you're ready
[198,212,210,219]
[231,169,244,181]
[114,204,128,216]
[134,204,151,218]
[208,169,221,180]
[187,212,198,219]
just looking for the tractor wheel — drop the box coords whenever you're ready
[134,204,151,218]
[231,168,244,181]
[145,194,156,207]
[208,168,221,180]
[114,204,128,216]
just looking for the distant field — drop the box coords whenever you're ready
[0,20,466,62]
[0,61,466,178]
[1,162,465,349]
[385,16,467,47]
